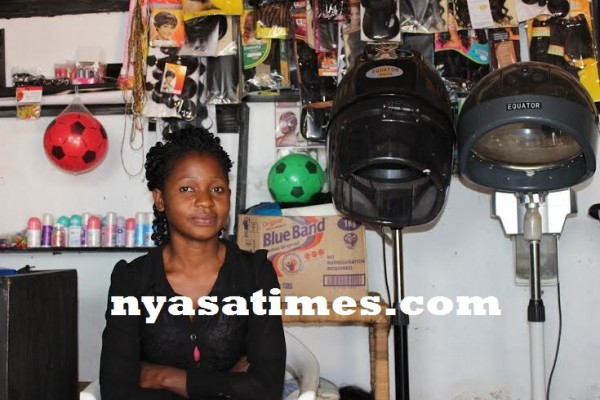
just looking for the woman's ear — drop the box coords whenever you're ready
[152,189,165,212]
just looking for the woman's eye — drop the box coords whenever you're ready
[179,186,193,192]
[212,186,225,193]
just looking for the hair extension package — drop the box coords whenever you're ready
[563,0,599,101]
[434,21,490,113]
[144,47,204,120]
[253,0,294,40]
[527,0,600,101]
[400,0,448,33]
[182,0,243,19]
[241,5,293,97]
[205,16,242,104]
[292,0,337,142]
[452,0,518,30]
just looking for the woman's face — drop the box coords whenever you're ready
[153,152,231,243]
[157,23,175,40]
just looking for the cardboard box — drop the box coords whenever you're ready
[237,214,368,301]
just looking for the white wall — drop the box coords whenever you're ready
[1,12,600,400]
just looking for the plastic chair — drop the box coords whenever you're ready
[80,330,319,400]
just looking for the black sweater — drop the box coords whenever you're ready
[99,240,286,400]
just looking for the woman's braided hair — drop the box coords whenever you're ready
[145,124,233,245]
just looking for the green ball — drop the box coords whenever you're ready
[268,153,325,203]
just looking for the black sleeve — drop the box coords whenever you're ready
[99,260,177,400]
[186,257,287,400]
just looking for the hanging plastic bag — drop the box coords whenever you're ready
[43,97,109,175]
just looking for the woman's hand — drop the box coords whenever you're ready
[140,362,189,397]
[139,362,166,389]
[229,355,251,373]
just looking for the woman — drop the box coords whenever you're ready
[100,125,286,399]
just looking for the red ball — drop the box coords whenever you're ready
[43,112,109,174]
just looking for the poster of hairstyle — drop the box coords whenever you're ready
[150,8,185,47]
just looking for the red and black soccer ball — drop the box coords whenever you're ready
[43,112,109,174]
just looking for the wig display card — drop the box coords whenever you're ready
[150,8,185,47]
[160,63,187,94]
[143,47,204,120]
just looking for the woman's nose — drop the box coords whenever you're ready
[194,190,214,207]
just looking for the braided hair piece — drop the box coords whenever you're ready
[145,125,233,245]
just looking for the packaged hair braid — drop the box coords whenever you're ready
[564,14,594,64]
[341,0,363,71]
[315,17,340,52]
[563,1,600,101]
[435,27,490,113]
[513,0,551,22]
[291,0,316,50]
[313,0,342,52]
[214,15,238,55]
[404,32,436,66]
[241,8,278,95]
[452,0,517,29]
[489,0,515,27]
[529,16,555,64]
[182,0,244,19]
[452,0,472,29]
[205,54,241,103]
[178,15,227,56]
[203,14,241,103]
[294,39,337,141]
[529,16,578,75]
[252,0,294,39]
[400,0,448,33]
[243,39,291,96]
[294,40,337,105]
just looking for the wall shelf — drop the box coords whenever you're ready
[0,1,128,19]
[0,247,155,254]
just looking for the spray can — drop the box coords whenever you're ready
[68,215,82,247]
[53,216,70,248]
[87,215,101,247]
[125,218,136,248]
[104,212,117,247]
[26,217,42,248]
[135,212,145,247]
[41,213,53,247]
[81,212,91,246]
[52,225,67,248]
[116,216,126,247]
[144,212,154,247]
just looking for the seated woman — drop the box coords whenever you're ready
[100,125,286,399]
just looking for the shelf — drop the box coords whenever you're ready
[0,247,155,254]
[242,90,301,103]
[0,1,128,19]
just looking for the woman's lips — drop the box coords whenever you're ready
[190,215,217,226]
